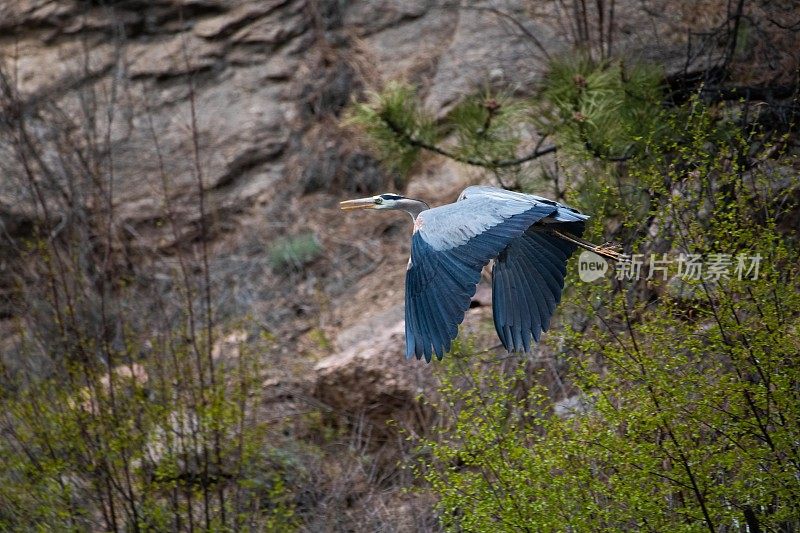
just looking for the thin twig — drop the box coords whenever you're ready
[457,5,553,63]
[382,114,557,168]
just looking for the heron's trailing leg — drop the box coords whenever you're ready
[548,228,625,262]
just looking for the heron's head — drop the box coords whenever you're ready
[340,194,431,222]
[339,193,410,211]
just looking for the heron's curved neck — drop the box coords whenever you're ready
[397,198,429,220]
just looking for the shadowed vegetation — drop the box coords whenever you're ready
[353,51,800,531]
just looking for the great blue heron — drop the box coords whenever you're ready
[340,186,620,362]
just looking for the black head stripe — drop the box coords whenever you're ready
[380,194,405,201]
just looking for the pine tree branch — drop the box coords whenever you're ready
[381,114,557,168]
[574,118,635,162]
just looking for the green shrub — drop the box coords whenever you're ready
[412,95,800,532]
[0,320,299,532]
[349,52,800,532]
[268,232,322,270]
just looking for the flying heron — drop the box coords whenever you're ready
[340,186,620,362]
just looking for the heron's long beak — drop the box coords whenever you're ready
[339,197,377,211]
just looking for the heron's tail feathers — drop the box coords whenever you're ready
[549,229,625,262]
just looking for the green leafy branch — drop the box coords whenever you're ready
[347,82,556,177]
[348,59,668,181]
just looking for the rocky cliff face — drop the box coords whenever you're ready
[0,0,695,427]
[0,0,529,398]
[1,0,564,222]
[8,2,793,529]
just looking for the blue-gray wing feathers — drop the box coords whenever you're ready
[492,230,581,352]
[404,187,588,361]
[406,206,554,361]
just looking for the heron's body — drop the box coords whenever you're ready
[340,186,613,362]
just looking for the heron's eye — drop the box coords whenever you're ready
[375,198,383,205]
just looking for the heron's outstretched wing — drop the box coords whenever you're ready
[491,228,582,352]
[458,185,586,219]
[405,194,558,362]
[459,186,589,351]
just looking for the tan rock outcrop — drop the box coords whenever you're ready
[313,306,436,431]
